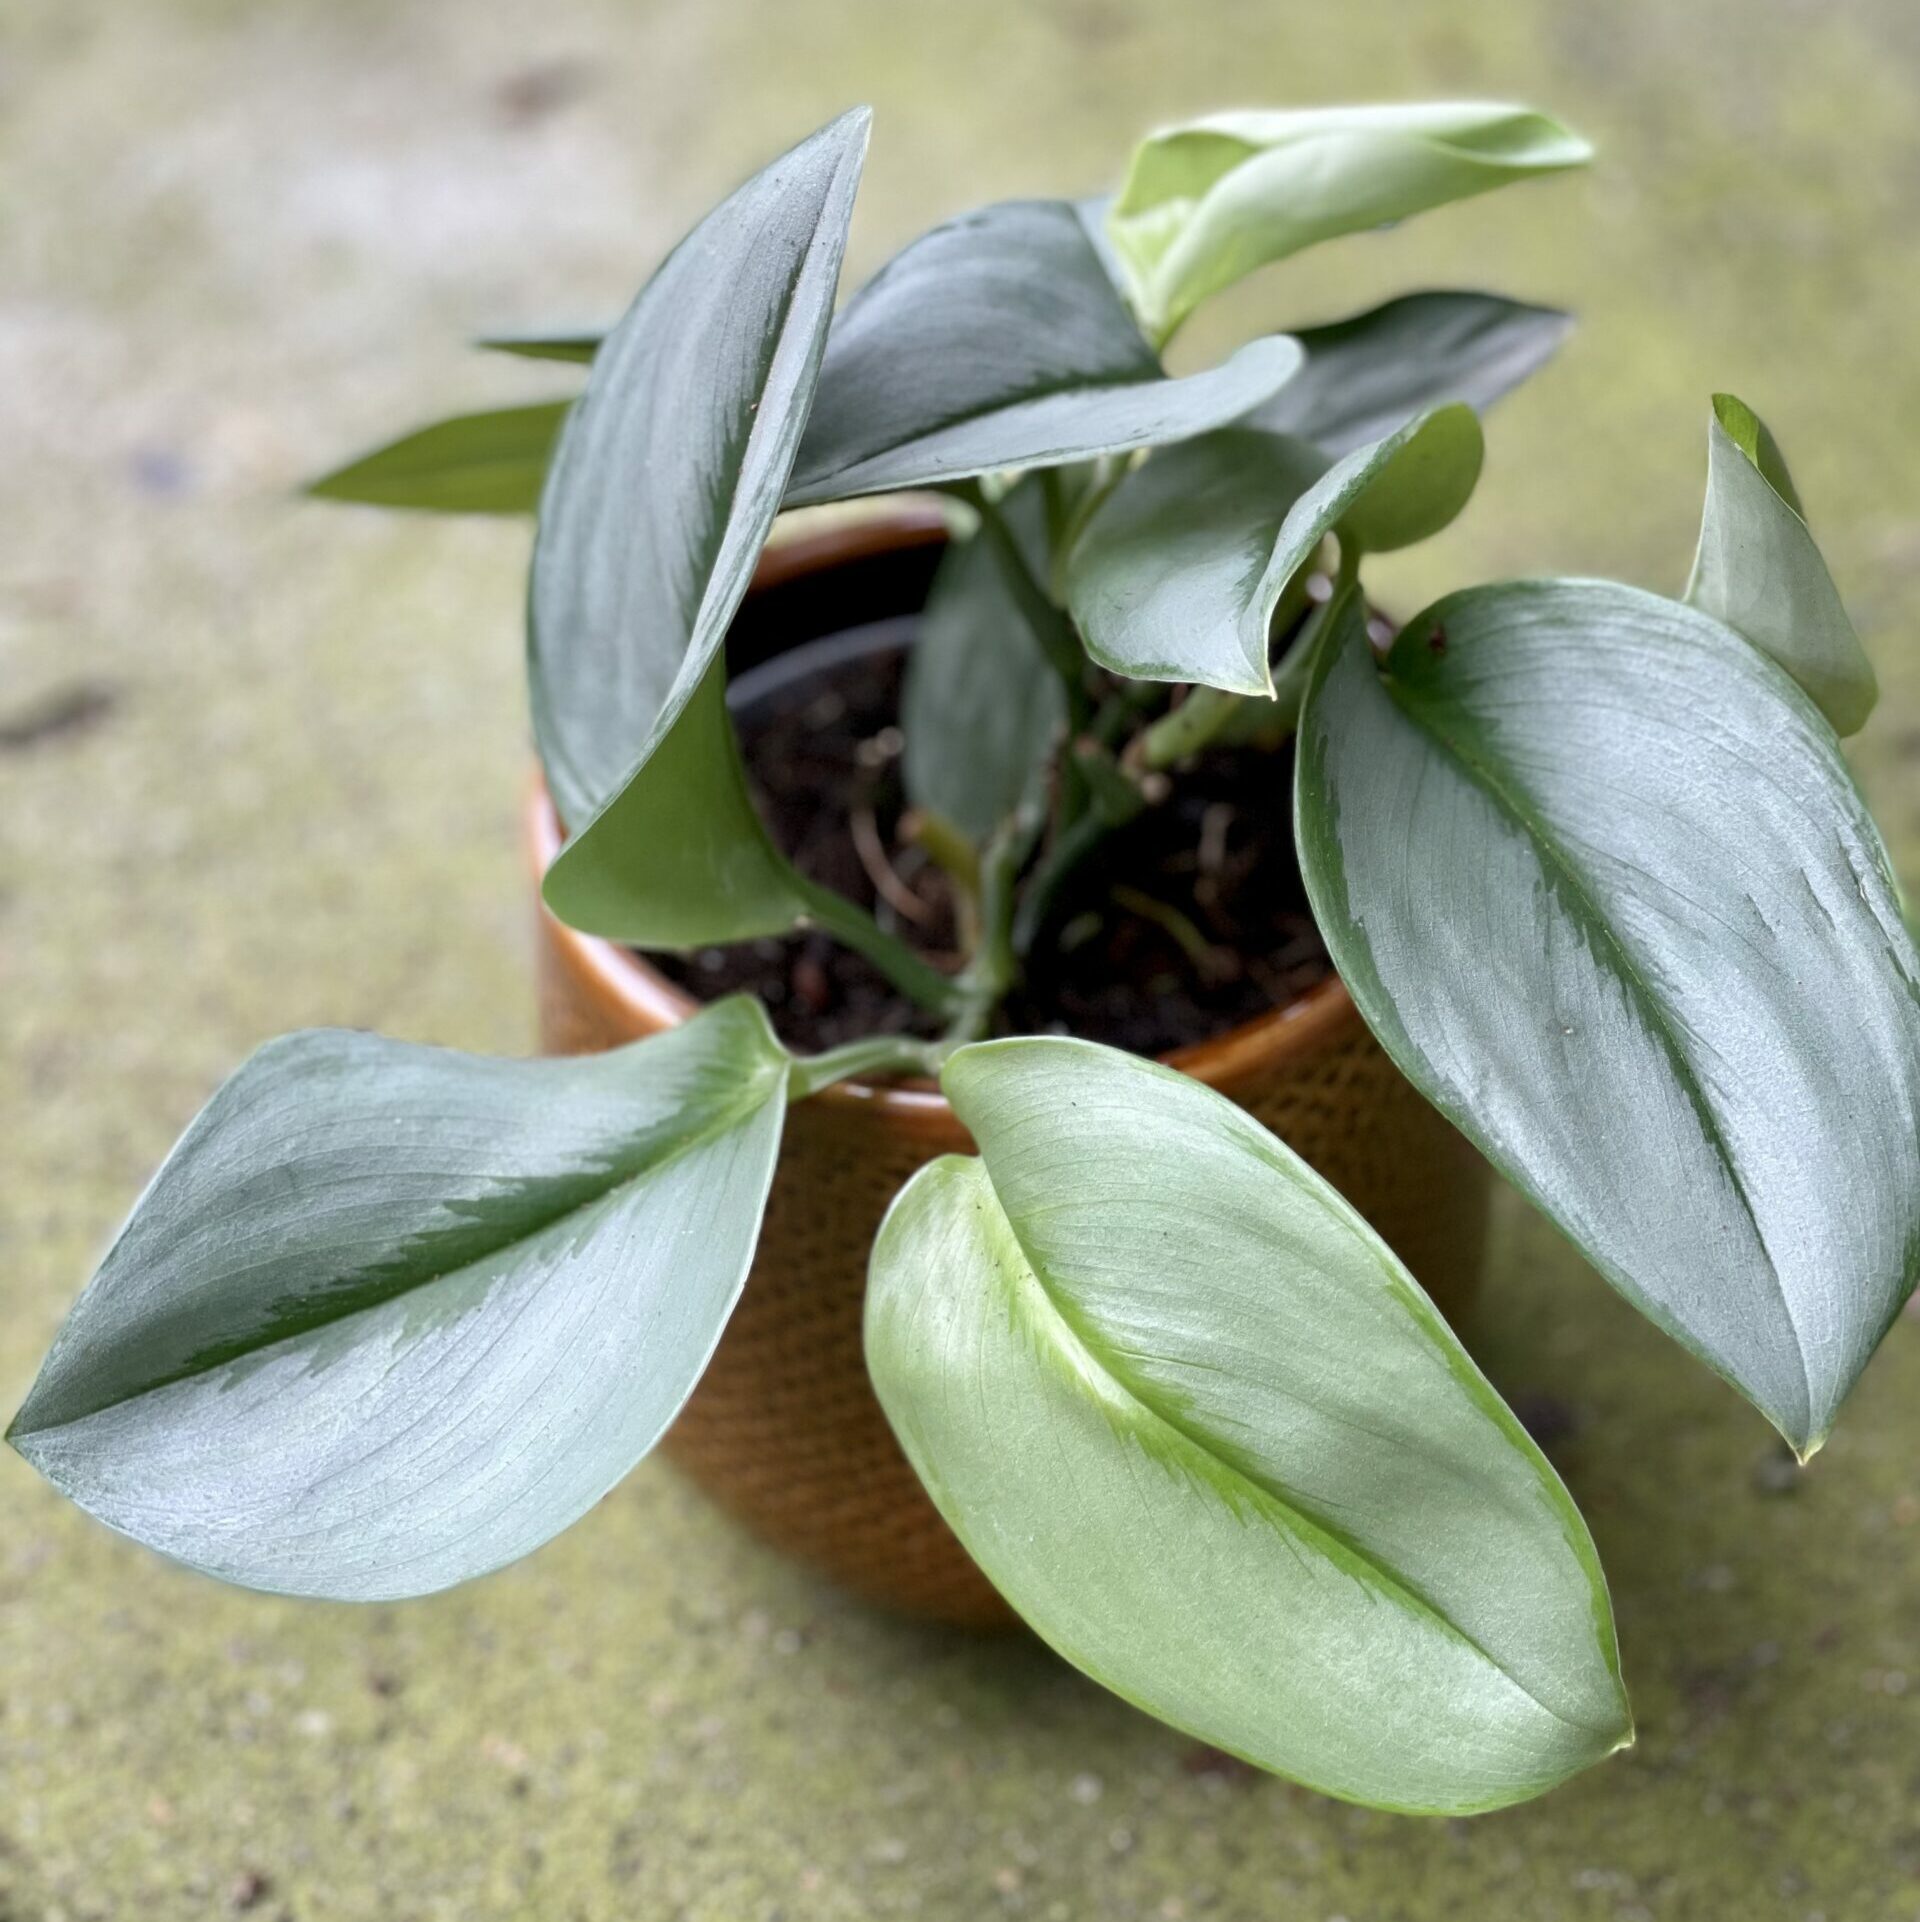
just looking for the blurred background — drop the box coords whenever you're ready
[4,0,1919,1916]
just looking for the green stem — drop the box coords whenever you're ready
[792,877,962,1018]
[902,807,981,898]
[1133,553,1360,768]
[944,808,1037,1042]
[959,481,1089,719]
[787,1034,954,1102]
[1135,684,1242,771]
[1011,808,1109,958]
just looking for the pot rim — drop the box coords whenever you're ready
[527,501,1361,1118]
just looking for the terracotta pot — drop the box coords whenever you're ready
[528,507,1491,1630]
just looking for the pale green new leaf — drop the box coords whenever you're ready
[867,1037,1631,1814]
[8,1001,790,1600]
[784,198,1302,506]
[1067,405,1480,694]
[1108,102,1591,340]
[534,110,868,945]
[901,480,1065,842]
[307,401,568,514]
[1243,289,1574,454]
[1297,584,1920,1456]
[1686,393,1876,735]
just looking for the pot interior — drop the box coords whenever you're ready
[643,530,1334,1059]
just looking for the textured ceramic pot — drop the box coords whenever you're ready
[529,508,1491,1629]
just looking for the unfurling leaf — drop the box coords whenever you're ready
[1107,102,1591,339]
[902,479,1066,842]
[1066,405,1481,695]
[1686,393,1876,735]
[1244,289,1573,454]
[784,198,1302,505]
[8,1000,791,1600]
[1066,429,1327,693]
[306,402,568,514]
[866,1037,1631,1814]
[1297,584,1920,1456]
[534,109,868,942]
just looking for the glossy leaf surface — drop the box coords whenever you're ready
[529,109,867,843]
[1272,401,1484,563]
[784,198,1301,506]
[1107,102,1590,338]
[867,1037,1631,1814]
[1297,584,1920,1454]
[1067,405,1479,694]
[542,661,809,944]
[9,1001,790,1600]
[1686,393,1876,735]
[901,481,1065,841]
[307,402,567,514]
[1244,290,1573,454]
[1065,428,1327,693]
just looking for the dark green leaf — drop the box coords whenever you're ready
[1275,402,1484,561]
[867,1037,1630,1813]
[901,481,1065,842]
[532,109,868,950]
[1108,103,1591,339]
[306,402,568,514]
[477,330,603,365]
[1297,583,1920,1456]
[1242,290,1574,454]
[784,198,1301,506]
[541,660,809,944]
[1687,393,1876,735]
[8,1001,791,1599]
[1067,405,1480,695]
[1065,428,1327,693]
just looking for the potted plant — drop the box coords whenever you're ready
[12,103,1917,1819]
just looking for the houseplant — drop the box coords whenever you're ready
[12,102,1918,1816]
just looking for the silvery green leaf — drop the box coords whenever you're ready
[1243,290,1573,454]
[1067,405,1480,695]
[1686,393,1876,736]
[1297,583,1920,1455]
[533,110,867,942]
[784,198,1301,506]
[1065,428,1328,693]
[867,1037,1630,1813]
[8,1001,790,1600]
[902,480,1065,841]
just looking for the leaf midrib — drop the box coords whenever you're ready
[974,1165,1619,1741]
[12,1065,787,1440]
[1384,660,1811,1432]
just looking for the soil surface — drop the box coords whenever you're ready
[648,606,1332,1056]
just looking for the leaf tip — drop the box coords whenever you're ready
[301,463,357,504]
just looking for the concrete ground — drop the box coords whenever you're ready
[4,0,1920,1915]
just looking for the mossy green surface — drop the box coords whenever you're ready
[4,1,1920,1915]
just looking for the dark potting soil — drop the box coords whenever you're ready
[645,615,1333,1060]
